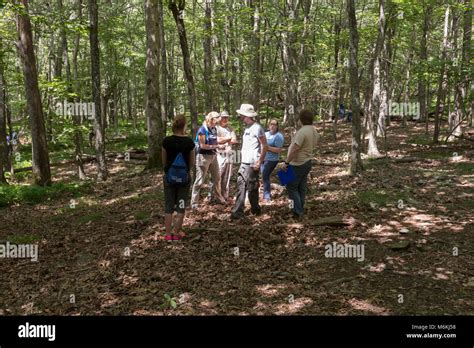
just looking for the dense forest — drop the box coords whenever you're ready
[0,0,472,317]
[0,0,472,183]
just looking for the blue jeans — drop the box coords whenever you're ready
[261,160,279,200]
[286,160,312,216]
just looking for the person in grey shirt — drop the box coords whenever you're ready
[231,104,268,220]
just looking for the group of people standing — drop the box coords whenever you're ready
[161,103,319,241]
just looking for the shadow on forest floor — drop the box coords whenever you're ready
[1,122,473,315]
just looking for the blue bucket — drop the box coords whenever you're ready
[277,165,296,186]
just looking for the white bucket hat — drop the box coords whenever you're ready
[236,104,258,118]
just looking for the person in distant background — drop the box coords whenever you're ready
[162,116,195,241]
[338,103,345,120]
[89,128,95,148]
[6,130,18,146]
[346,108,353,122]
[261,119,284,202]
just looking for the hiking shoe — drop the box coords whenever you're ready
[251,208,262,216]
[172,235,182,241]
[230,212,245,220]
[165,235,174,242]
[291,213,303,221]
[210,198,227,205]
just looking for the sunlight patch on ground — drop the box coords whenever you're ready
[433,268,453,281]
[363,262,386,273]
[402,212,466,234]
[102,185,157,206]
[348,298,389,314]
[132,309,165,315]
[99,292,120,308]
[275,297,313,315]
[256,284,287,297]
[118,273,139,286]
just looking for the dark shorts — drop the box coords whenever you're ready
[163,179,190,214]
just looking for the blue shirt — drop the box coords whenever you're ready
[265,131,284,161]
[197,125,218,155]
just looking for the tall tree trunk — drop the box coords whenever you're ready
[250,0,261,114]
[299,0,312,69]
[460,0,472,128]
[462,0,474,127]
[4,70,13,175]
[281,0,300,127]
[365,40,381,157]
[157,0,170,122]
[370,0,386,148]
[377,0,393,141]
[167,33,176,119]
[46,38,54,141]
[127,79,133,121]
[418,3,432,134]
[17,0,52,186]
[169,0,198,135]
[88,0,108,180]
[145,0,164,169]
[384,22,395,128]
[402,30,415,128]
[67,0,86,180]
[433,5,451,143]
[72,0,82,97]
[449,9,462,141]
[332,8,342,141]
[203,0,213,111]
[54,0,66,81]
[217,0,231,111]
[347,0,363,175]
[228,0,239,112]
[0,41,8,184]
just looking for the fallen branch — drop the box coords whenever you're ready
[308,216,357,226]
[392,157,433,163]
[14,155,95,173]
[276,216,357,228]
[452,134,474,142]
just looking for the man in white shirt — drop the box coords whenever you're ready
[231,104,268,220]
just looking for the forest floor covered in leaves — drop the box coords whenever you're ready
[1,121,473,315]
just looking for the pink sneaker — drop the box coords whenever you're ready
[172,235,182,241]
[165,235,173,242]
